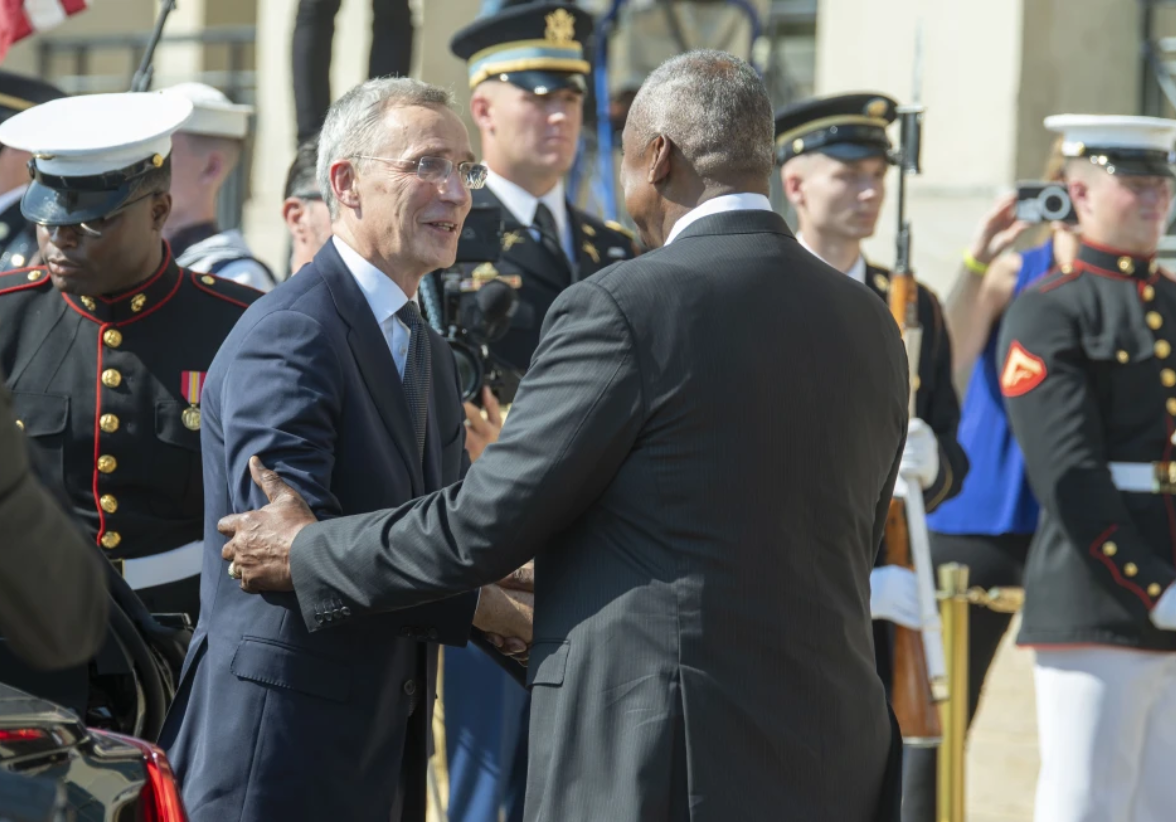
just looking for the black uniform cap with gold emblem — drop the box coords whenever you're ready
[773,92,898,166]
[0,92,193,226]
[1045,114,1176,179]
[0,70,66,127]
[450,3,593,95]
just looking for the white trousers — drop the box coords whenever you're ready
[1033,646,1176,822]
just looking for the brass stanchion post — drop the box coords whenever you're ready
[936,562,970,822]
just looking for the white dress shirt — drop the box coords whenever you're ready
[332,236,415,378]
[796,233,867,285]
[485,169,574,262]
[663,192,774,246]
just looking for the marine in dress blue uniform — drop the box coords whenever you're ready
[0,92,262,623]
[1000,115,1176,822]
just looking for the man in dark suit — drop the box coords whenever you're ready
[159,77,532,822]
[221,52,906,821]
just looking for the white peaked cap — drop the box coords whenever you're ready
[1044,114,1176,158]
[0,92,194,177]
[158,82,253,140]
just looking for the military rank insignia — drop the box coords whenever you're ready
[1000,341,1047,397]
[181,370,207,431]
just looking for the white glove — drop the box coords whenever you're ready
[1150,584,1176,630]
[870,565,923,630]
[900,418,940,490]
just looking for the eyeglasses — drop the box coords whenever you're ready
[353,155,488,190]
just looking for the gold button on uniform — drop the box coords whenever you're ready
[12,255,25,268]
[100,494,118,513]
[1169,398,1176,416]
[1119,256,1135,274]
[101,369,122,388]
[1103,541,1118,557]
[1125,563,1139,577]
[81,296,96,310]
[99,414,119,433]
[103,329,123,348]
[1150,583,1163,598]
[25,270,38,281]
[1117,350,1130,363]
[1148,312,1164,330]
[201,275,215,285]
[1144,285,1156,301]
[1164,369,1176,388]
[912,376,922,391]
[131,293,147,312]
[15,420,23,431]
[100,532,121,549]
[97,455,117,474]
[1157,340,1171,359]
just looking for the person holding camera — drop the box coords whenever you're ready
[435,6,638,822]
[904,143,1079,821]
[998,114,1176,821]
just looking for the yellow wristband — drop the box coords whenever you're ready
[962,249,989,276]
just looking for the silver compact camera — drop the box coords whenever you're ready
[1015,181,1077,224]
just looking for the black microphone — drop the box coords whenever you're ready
[462,278,518,344]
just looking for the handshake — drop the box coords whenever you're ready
[474,562,535,665]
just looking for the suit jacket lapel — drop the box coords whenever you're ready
[318,242,425,495]
[421,333,449,492]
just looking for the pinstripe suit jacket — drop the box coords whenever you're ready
[289,209,908,821]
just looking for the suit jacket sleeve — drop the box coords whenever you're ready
[919,288,967,512]
[0,380,108,669]
[221,310,476,642]
[290,279,645,632]
[998,289,1176,617]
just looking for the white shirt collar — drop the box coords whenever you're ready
[0,184,27,217]
[331,235,413,326]
[663,192,774,246]
[796,234,867,285]
[486,169,568,233]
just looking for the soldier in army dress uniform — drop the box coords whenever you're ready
[1000,115,1176,822]
[0,71,65,272]
[776,93,968,626]
[435,5,639,821]
[0,91,262,623]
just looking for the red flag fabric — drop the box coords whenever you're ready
[1,0,89,64]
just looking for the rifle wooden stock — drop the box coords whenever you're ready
[886,269,942,746]
[884,498,943,746]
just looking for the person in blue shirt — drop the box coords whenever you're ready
[903,142,1079,822]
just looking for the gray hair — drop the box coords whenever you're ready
[628,50,774,182]
[316,77,455,219]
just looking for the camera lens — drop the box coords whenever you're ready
[1038,185,1071,222]
[448,339,484,402]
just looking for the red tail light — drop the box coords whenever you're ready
[0,728,48,742]
[97,732,188,822]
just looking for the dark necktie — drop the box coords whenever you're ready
[397,301,431,461]
[532,202,566,265]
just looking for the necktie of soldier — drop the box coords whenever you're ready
[533,201,566,265]
[397,301,431,461]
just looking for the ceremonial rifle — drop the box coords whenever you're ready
[130,0,179,92]
[885,23,948,746]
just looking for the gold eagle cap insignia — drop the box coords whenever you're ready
[545,9,576,45]
[866,98,889,118]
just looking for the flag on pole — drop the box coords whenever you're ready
[1,0,90,63]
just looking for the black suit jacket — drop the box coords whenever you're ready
[290,210,908,821]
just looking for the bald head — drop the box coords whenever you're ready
[626,50,774,184]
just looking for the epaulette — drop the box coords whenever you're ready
[187,269,265,310]
[604,219,637,242]
[1032,263,1082,294]
[0,265,51,297]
